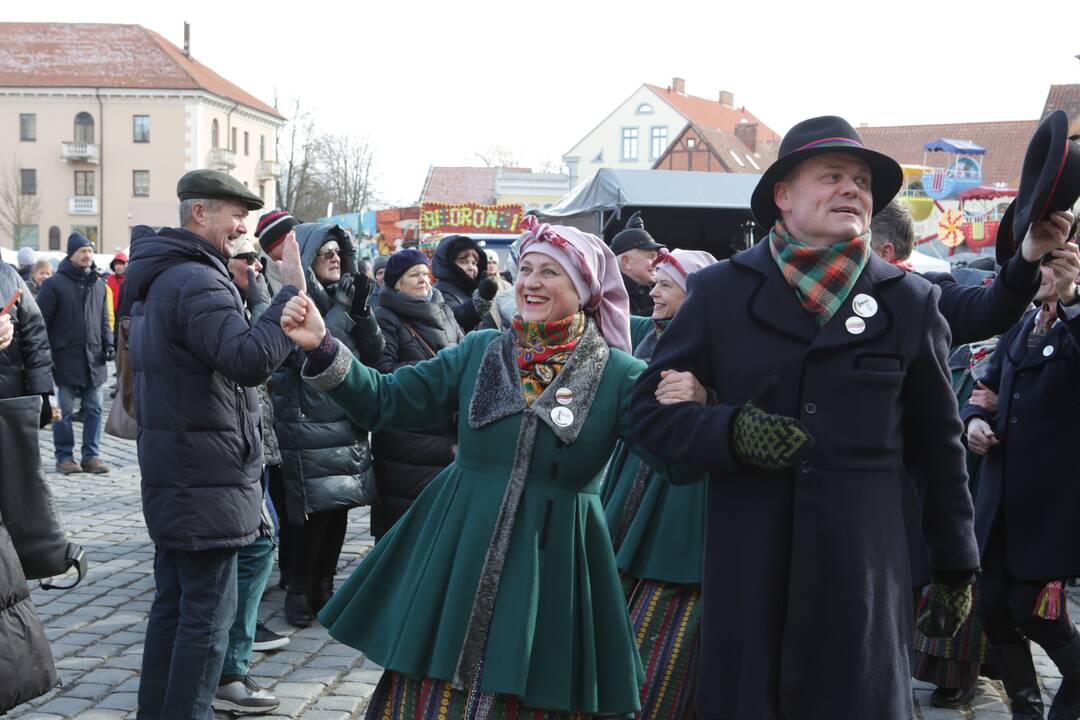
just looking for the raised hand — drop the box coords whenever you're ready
[281,291,326,350]
[278,233,307,293]
[1020,210,1074,263]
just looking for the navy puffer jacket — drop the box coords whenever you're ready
[35,258,112,388]
[126,228,297,551]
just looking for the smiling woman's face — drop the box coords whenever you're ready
[515,253,580,323]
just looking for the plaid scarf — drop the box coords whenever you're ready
[769,221,870,326]
[512,312,586,405]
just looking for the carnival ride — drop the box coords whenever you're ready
[905,138,1017,256]
[921,139,986,200]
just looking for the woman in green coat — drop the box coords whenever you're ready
[280,217,700,720]
[601,248,716,720]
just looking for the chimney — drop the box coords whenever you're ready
[183,21,191,58]
[719,90,734,107]
[734,121,758,152]
[672,77,686,94]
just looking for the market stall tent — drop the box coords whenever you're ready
[538,168,760,258]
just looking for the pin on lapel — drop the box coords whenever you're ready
[551,406,574,428]
[845,316,867,335]
[852,293,878,319]
[555,387,574,406]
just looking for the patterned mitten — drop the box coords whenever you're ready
[731,376,814,470]
[917,582,972,639]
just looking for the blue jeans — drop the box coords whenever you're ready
[221,536,274,679]
[53,383,103,462]
[137,547,238,720]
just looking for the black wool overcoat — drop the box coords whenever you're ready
[961,307,1080,581]
[629,242,979,720]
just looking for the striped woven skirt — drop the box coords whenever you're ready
[912,584,988,690]
[625,578,701,720]
[363,670,626,720]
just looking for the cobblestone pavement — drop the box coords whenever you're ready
[6,395,1080,719]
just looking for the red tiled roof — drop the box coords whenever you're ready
[0,23,283,119]
[857,120,1038,187]
[1042,84,1080,135]
[645,84,781,143]
[420,166,497,205]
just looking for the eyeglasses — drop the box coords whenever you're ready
[319,249,341,260]
[233,252,258,265]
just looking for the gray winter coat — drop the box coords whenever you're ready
[271,224,384,520]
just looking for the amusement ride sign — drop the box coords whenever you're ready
[420,202,523,235]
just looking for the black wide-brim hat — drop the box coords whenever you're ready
[751,115,903,229]
[995,110,1080,265]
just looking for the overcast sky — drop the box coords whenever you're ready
[11,0,1080,206]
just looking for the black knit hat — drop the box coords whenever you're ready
[66,232,93,257]
[610,212,665,255]
[384,249,429,290]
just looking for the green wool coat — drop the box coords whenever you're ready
[601,317,706,584]
[306,321,697,716]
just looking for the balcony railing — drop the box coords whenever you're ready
[68,196,98,215]
[257,160,280,179]
[61,142,100,164]
[209,147,237,169]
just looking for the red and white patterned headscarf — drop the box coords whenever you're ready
[518,216,631,354]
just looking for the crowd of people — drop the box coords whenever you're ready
[1,109,1079,720]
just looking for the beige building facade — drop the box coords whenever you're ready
[0,23,284,253]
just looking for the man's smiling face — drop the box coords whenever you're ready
[774,152,872,246]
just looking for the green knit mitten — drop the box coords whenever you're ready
[917,582,973,639]
[731,376,814,470]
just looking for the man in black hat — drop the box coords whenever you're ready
[611,211,665,316]
[630,116,979,720]
[126,169,308,720]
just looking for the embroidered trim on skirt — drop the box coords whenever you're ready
[625,578,700,720]
[364,670,632,720]
[912,584,987,690]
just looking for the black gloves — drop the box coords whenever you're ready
[39,394,53,429]
[335,272,373,318]
[104,345,116,362]
[478,277,500,301]
[917,581,973,639]
[245,268,270,309]
[731,376,814,469]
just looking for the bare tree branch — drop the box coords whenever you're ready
[0,159,41,247]
[474,145,518,168]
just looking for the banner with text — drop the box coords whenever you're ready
[420,202,523,235]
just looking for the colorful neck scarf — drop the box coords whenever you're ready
[653,317,673,337]
[512,312,587,405]
[1028,302,1058,349]
[768,221,870,326]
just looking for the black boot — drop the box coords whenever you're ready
[309,577,334,614]
[991,641,1045,718]
[284,585,313,628]
[1046,629,1080,720]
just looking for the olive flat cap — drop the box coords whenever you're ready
[176,169,264,210]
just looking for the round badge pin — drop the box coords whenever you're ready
[555,387,574,405]
[852,294,878,319]
[845,316,866,335]
[1043,345,1055,357]
[551,406,574,428]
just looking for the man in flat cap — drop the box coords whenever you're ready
[126,170,307,719]
[631,116,980,719]
[611,211,665,316]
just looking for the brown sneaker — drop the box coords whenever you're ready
[81,458,109,474]
[56,459,82,474]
